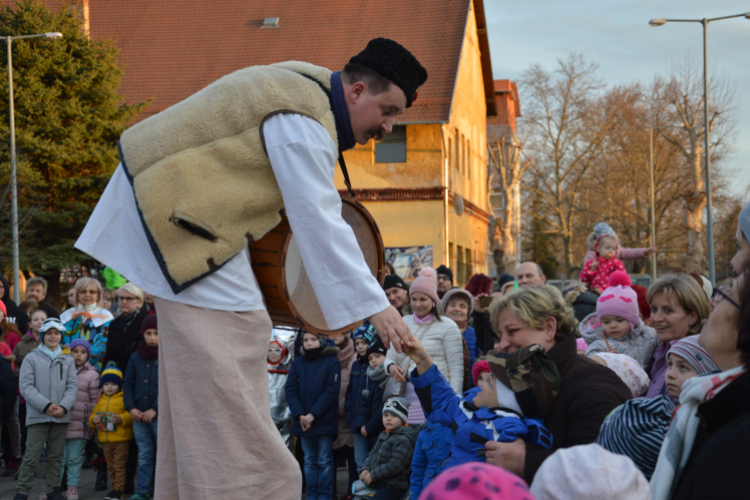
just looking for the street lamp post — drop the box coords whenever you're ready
[649,13,750,286]
[3,32,63,303]
[649,127,656,280]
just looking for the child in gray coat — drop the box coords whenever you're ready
[354,397,421,500]
[13,318,77,500]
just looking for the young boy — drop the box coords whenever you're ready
[405,338,556,468]
[123,314,159,500]
[354,337,389,451]
[90,367,133,500]
[14,318,78,500]
[61,339,100,500]
[596,335,719,479]
[355,397,421,500]
[345,323,376,470]
[285,332,341,500]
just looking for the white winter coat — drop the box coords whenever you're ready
[384,315,464,393]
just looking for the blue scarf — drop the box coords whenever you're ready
[38,343,62,361]
[329,71,356,152]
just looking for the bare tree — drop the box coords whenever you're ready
[519,53,639,274]
[487,124,526,275]
[652,57,738,273]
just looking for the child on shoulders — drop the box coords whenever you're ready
[580,272,658,368]
[580,234,626,294]
[584,222,656,265]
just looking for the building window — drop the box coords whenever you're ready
[375,125,406,163]
[467,139,471,180]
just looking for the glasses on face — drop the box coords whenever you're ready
[117,296,138,302]
[712,286,740,310]
[79,290,98,295]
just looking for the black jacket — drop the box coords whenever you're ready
[0,274,29,334]
[472,310,496,354]
[36,300,60,320]
[102,308,149,374]
[671,370,750,500]
[0,357,16,423]
[524,334,632,483]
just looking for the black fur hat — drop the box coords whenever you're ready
[349,38,428,108]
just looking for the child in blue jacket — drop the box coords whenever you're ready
[354,337,388,452]
[405,338,559,469]
[285,332,341,500]
[344,323,376,471]
[123,314,159,500]
[408,409,453,499]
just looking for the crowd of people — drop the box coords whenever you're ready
[268,202,750,500]
[1,202,749,500]
[1,276,159,500]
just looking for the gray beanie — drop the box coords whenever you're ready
[593,222,617,238]
[383,397,410,424]
[740,201,750,241]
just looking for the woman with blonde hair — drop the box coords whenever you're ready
[645,273,711,402]
[483,284,631,484]
[60,278,113,359]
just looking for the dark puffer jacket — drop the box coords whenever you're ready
[285,343,341,437]
[0,274,29,335]
[524,334,632,483]
[102,308,149,375]
[362,423,422,491]
[0,357,15,423]
[670,370,750,500]
[123,351,159,413]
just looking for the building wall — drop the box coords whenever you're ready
[333,0,489,285]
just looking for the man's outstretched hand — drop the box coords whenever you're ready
[369,306,413,354]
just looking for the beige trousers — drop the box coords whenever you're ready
[154,298,302,499]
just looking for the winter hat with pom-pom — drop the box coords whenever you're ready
[596,272,639,330]
[410,267,439,304]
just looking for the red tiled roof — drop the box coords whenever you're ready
[78,0,472,123]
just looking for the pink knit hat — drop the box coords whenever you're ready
[419,462,534,500]
[596,271,639,330]
[410,267,439,304]
[472,360,491,385]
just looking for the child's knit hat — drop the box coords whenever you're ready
[419,462,534,500]
[0,300,6,317]
[596,272,639,330]
[365,336,387,359]
[409,267,439,304]
[352,322,376,345]
[596,396,675,480]
[471,360,490,386]
[531,444,650,499]
[667,335,719,375]
[383,397,410,424]
[39,318,66,341]
[140,313,158,336]
[100,367,124,390]
[591,353,650,398]
[68,338,91,359]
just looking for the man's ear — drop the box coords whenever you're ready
[349,81,367,104]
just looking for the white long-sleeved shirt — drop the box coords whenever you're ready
[75,113,389,329]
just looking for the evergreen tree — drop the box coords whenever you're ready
[0,0,146,298]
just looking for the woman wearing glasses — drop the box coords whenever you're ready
[103,283,149,375]
[60,278,114,354]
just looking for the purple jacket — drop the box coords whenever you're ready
[66,361,100,440]
[584,247,648,264]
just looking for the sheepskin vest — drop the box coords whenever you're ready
[119,61,339,292]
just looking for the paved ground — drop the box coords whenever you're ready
[0,463,350,499]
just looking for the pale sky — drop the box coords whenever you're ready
[485,0,750,200]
